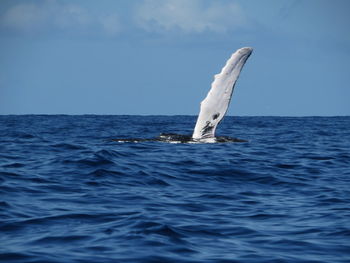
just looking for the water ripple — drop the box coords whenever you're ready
[0,115,349,263]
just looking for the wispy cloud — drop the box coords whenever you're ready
[0,0,121,36]
[0,0,247,38]
[1,2,48,32]
[134,0,247,34]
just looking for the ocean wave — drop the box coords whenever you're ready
[1,115,349,263]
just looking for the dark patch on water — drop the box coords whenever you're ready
[0,115,350,263]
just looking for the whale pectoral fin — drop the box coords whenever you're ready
[192,47,253,140]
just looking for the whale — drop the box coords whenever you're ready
[192,47,253,141]
[112,47,253,143]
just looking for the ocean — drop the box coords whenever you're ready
[1,115,349,263]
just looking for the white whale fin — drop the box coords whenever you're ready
[192,47,253,140]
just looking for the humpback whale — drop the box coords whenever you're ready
[113,47,253,143]
[192,47,253,141]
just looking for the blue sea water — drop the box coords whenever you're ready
[0,115,350,263]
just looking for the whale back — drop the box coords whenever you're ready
[192,47,253,140]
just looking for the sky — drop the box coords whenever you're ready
[0,0,349,116]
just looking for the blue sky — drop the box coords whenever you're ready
[1,0,349,116]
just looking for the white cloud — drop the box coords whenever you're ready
[135,0,247,33]
[0,0,246,37]
[0,0,121,36]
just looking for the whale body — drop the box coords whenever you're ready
[192,47,253,140]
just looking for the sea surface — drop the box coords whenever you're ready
[1,115,350,263]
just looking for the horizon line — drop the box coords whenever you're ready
[0,114,349,118]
